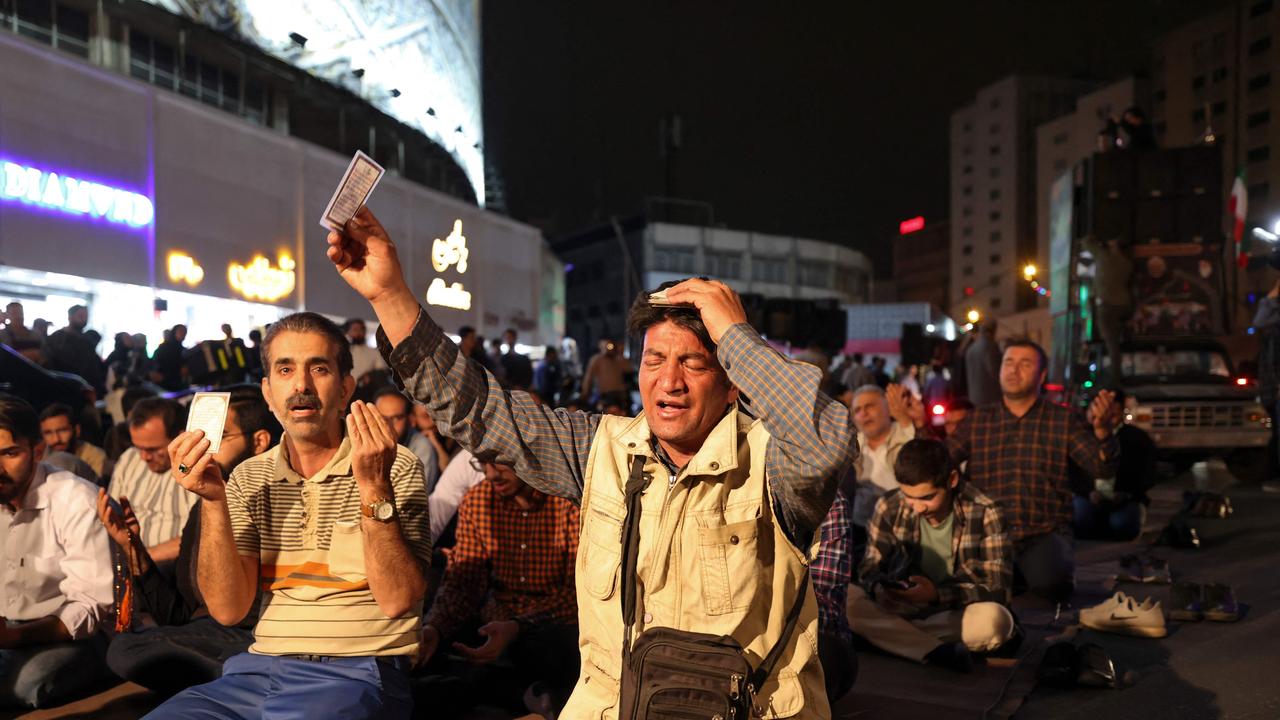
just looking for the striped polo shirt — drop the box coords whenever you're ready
[226,436,431,657]
[109,447,198,549]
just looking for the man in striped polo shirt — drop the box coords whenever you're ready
[108,398,198,565]
[146,313,431,720]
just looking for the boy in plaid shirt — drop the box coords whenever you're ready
[847,439,1015,672]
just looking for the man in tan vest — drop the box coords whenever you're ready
[327,208,857,719]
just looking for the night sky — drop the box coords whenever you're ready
[483,1,1232,276]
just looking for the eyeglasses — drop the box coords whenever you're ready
[468,457,502,473]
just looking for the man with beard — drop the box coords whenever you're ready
[326,209,855,718]
[344,318,389,385]
[43,304,106,395]
[946,340,1117,603]
[146,313,430,719]
[39,403,112,483]
[0,395,114,709]
[99,386,280,696]
[108,398,198,565]
[373,387,442,494]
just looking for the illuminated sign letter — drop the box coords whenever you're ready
[431,220,469,273]
[426,277,472,310]
[0,159,155,229]
[228,253,297,302]
[167,251,205,287]
[899,216,925,235]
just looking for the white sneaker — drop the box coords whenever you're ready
[1080,593,1168,638]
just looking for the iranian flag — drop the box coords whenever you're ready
[1230,170,1248,268]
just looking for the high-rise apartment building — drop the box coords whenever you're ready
[949,75,1096,319]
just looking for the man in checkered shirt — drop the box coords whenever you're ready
[945,339,1118,604]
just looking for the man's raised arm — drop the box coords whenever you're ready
[326,208,598,502]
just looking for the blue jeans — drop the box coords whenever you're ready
[1072,496,1143,540]
[0,635,113,709]
[145,652,413,720]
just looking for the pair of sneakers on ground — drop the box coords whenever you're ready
[1079,592,1167,638]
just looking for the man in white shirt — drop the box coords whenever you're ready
[108,398,198,565]
[343,318,388,383]
[0,395,114,709]
[844,384,921,528]
[428,448,484,545]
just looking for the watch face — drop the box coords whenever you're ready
[375,502,395,521]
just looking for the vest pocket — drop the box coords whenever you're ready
[696,518,760,615]
[583,499,625,599]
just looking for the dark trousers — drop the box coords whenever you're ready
[107,617,254,697]
[817,632,857,703]
[413,623,580,717]
[1014,531,1075,604]
[0,634,113,709]
[1072,497,1143,541]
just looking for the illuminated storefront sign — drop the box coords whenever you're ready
[431,219,469,273]
[426,219,472,310]
[228,252,296,302]
[426,278,472,310]
[167,251,205,286]
[0,160,154,228]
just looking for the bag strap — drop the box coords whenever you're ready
[620,454,649,658]
[618,451,814,690]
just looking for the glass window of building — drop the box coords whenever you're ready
[797,260,830,289]
[752,256,789,284]
[653,246,696,274]
[704,251,742,280]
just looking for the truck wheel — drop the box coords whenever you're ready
[1226,448,1272,485]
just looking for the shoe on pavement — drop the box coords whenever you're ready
[1202,583,1241,622]
[1142,555,1172,584]
[1169,581,1204,622]
[1080,593,1168,638]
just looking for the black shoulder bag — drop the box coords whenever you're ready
[616,456,810,720]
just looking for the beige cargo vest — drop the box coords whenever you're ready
[561,409,830,719]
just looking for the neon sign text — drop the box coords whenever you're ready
[167,252,205,286]
[229,253,296,302]
[431,220,469,273]
[0,161,154,228]
[426,278,472,310]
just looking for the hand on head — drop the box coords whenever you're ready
[656,278,747,345]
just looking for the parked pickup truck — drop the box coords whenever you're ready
[1118,339,1271,479]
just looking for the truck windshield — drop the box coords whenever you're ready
[1121,349,1231,380]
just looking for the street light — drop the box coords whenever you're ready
[1022,263,1038,280]
[966,308,981,324]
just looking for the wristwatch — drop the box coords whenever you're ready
[361,498,397,522]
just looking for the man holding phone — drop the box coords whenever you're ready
[848,439,1015,672]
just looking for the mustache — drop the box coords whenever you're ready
[286,392,321,410]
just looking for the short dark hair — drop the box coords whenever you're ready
[1003,337,1048,373]
[894,439,954,489]
[121,386,158,417]
[262,312,353,378]
[852,353,864,362]
[459,325,476,338]
[226,384,281,446]
[341,318,366,333]
[544,345,558,355]
[949,397,975,413]
[68,304,87,318]
[372,386,410,411]
[0,394,40,445]
[626,280,717,354]
[128,397,185,438]
[38,403,76,426]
